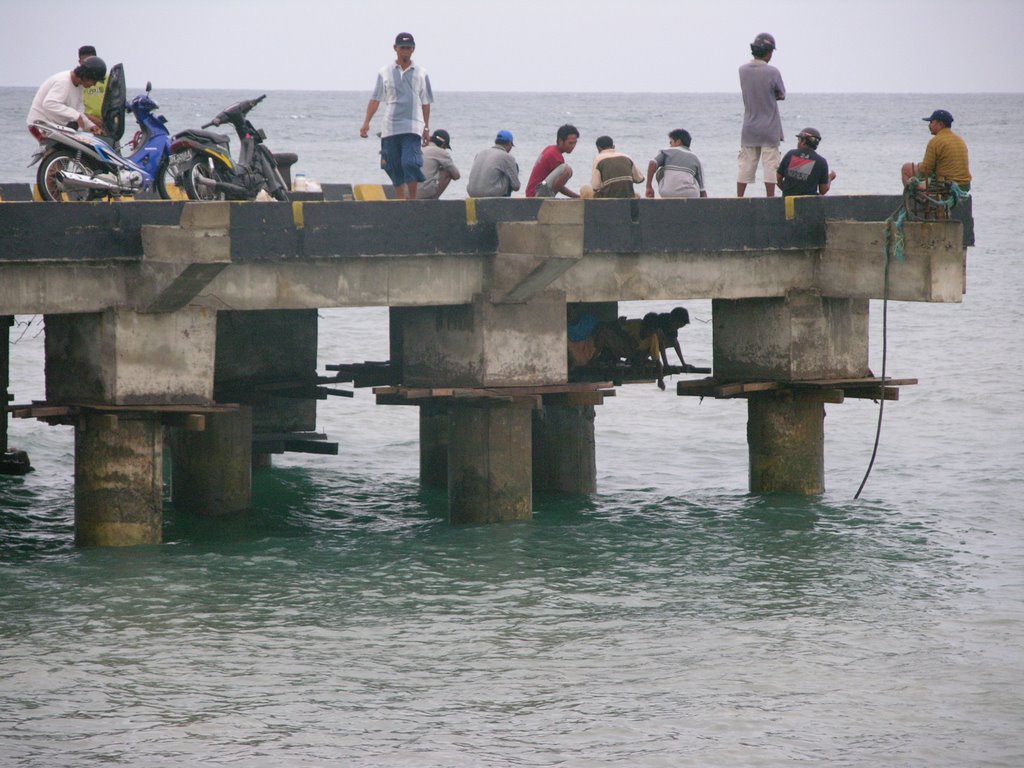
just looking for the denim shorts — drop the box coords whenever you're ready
[380,133,425,187]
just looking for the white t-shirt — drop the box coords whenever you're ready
[27,70,85,128]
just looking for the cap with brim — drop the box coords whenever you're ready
[430,129,451,149]
[495,129,514,146]
[923,109,953,124]
[395,32,415,46]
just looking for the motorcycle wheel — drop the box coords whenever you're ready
[156,158,173,200]
[36,149,95,202]
[181,157,224,201]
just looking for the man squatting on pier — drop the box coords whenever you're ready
[417,129,460,199]
[466,130,521,197]
[360,32,433,200]
[526,124,581,198]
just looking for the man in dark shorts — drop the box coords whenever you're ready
[360,32,434,199]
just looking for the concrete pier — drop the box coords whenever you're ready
[75,414,163,546]
[448,400,533,524]
[419,405,449,489]
[169,407,252,515]
[532,404,597,495]
[0,194,973,544]
[748,395,825,494]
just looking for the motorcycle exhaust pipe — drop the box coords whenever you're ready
[195,176,250,197]
[57,171,120,192]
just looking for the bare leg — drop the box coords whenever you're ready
[901,162,916,186]
[434,173,453,198]
[736,182,748,197]
[405,181,418,199]
[550,168,576,199]
[764,182,776,197]
[394,184,409,200]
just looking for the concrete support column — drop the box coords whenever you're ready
[747,395,825,494]
[419,404,449,489]
[75,415,163,546]
[532,404,596,494]
[1,316,11,454]
[448,401,532,524]
[170,407,252,515]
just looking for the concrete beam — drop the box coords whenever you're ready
[397,292,567,387]
[45,307,217,405]
[819,221,965,302]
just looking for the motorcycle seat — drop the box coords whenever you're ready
[177,128,232,146]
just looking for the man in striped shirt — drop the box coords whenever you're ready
[901,109,971,190]
[645,129,707,199]
[360,32,434,200]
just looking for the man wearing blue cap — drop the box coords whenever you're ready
[360,32,434,199]
[901,109,971,190]
[466,130,521,198]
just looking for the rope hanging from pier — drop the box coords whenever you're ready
[855,180,968,498]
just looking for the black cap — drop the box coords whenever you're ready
[923,109,954,125]
[751,32,776,50]
[395,32,415,47]
[430,129,451,149]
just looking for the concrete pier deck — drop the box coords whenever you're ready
[1,194,972,544]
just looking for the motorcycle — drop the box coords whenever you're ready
[169,94,290,201]
[31,63,174,202]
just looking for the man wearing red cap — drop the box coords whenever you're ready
[901,109,971,190]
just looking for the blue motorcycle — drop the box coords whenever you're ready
[31,63,174,201]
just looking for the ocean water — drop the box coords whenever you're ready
[2,89,1023,766]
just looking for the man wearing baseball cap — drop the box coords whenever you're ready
[360,32,434,199]
[737,32,785,197]
[467,130,521,198]
[901,109,971,190]
[416,129,461,199]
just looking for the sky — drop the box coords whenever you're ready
[4,0,1022,93]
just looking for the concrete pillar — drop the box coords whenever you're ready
[419,404,449,489]
[713,292,869,381]
[75,414,163,546]
[747,395,825,494]
[532,404,596,494]
[1,316,11,454]
[170,407,252,515]
[448,401,532,523]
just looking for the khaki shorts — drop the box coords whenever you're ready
[737,145,781,184]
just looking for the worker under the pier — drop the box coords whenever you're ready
[655,307,691,368]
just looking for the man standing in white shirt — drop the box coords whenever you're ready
[359,32,433,200]
[26,56,107,142]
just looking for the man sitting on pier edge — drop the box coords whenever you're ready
[901,109,972,191]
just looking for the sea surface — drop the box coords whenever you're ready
[1,88,1023,767]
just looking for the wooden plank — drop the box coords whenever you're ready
[843,387,900,401]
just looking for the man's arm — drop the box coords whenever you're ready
[645,160,658,198]
[918,137,937,178]
[504,156,521,192]
[421,103,430,144]
[360,99,380,138]
[631,160,644,184]
[444,152,460,180]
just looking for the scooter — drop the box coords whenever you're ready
[169,94,290,201]
[31,63,174,201]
